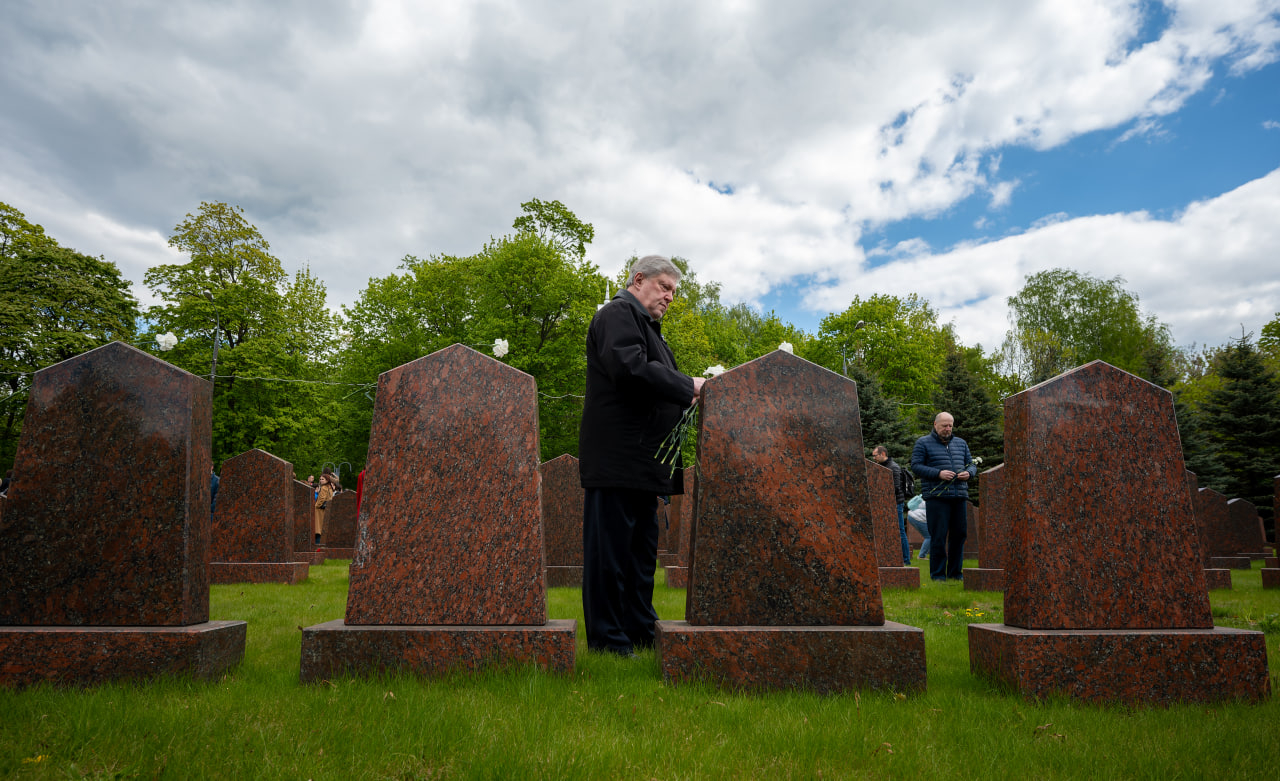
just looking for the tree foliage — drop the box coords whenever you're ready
[0,207,139,471]
[931,351,1004,504]
[512,198,595,261]
[1199,331,1280,535]
[144,202,338,473]
[1000,269,1178,386]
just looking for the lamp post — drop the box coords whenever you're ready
[842,320,866,376]
[201,289,220,383]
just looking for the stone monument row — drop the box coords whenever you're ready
[656,350,926,693]
[0,342,245,686]
[866,458,920,589]
[210,448,310,584]
[540,453,585,587]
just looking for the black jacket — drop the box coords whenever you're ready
[883,457,906,504]
[579,289,695,494]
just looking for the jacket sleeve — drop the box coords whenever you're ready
[910,437,941,480]
[595,305,695,407]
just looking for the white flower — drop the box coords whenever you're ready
[973,456,984,466]
[704,365,725,377]
[156,332,178,352]
[492,338,509,358]
[778,341,794,354]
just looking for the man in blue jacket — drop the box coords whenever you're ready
[910,412,974,582]
[579,255,703,657]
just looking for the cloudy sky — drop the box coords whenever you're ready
[3,0,1278,354]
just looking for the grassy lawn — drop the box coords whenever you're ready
[1,558,1276,780]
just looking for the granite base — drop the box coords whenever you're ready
[657,553,678,568]
[311,550,327,565]
[1262,569,1280,589]
[1209,557,1251,570]
[655,620,926,694]
[0,621,247,688]
[665,566,688,588]
[1264,557,1278,568]
[320,547,356,560]
[545,566,583,588]
[1241,552,1270,561]
[209,562,310,584]
[299,619,578,682]
[878,567,921,589]
[963,568,1006,592]
[1204,569,1232,590]
[969,623,1270,704]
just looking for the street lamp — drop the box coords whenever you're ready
[201,289,220,383]
[842,320,866,376]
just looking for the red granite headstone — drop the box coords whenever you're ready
[664,470,695,587]
[657,351,925,693]
[0,342,245,686]
[1185,473,1231,589]
[210,448,309,584]
[1226,498,1268,559]
[541,454,584,587]
[321,491,357,559]
[867,459,919,589]
[1195,488,1250,569]
[964,464,1006,591]
[300,344,574,681]
[1266,476,1280,587]
[970,361,1269,703]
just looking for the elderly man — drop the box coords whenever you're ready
[579,255,704,657]
[910,412,974,582]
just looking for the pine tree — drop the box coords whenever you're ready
[1201,333,1280,540]
[1174,391,1227,492]
[847,363,914,463]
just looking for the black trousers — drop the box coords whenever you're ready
[924,497,967,580]
[582,487,660,653]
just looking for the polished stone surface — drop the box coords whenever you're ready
[866,460,903,568]
[1194,487,1232,559]
[1203,569,1232,590]
[0,621,247,687]
[324,491,358,549]
[878,567,921,589]
[962,569,1005,591]
[211,448,297,565]
[969,624,1270,704]
[0,342,213,627]
[1226,498,1267,554]
[209,562,309,584]
[975,361,1268,704]
[541,454,583,587]
[663,477,695,587]
[344,344,549,625]
[300,619,577,681]
[292,480,316,556]
[685,351,884,627]
[1263,569,1279,589]
[656,621,926,693]
[965,501,981,563]
[1001,362,1211,630]
[978,464,1007,570]
[1209,557,1251,570]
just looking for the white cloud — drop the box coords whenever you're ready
[804,167,1280,351]
[0,0,1277,343]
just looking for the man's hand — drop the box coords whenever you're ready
[957,471,971,481]
[691,376,706,404]
[940,470,956,481]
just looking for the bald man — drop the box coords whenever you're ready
[910,412,975,582]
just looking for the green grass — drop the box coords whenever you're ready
[1,559,1277,779]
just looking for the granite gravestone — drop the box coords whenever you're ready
[1227,498,1268,560]
[292,479,325,565]
[663,471,695,588]
[1187,473,1231,590]
[321,491,357,559]
[210,449,309,584]
[969,361,1270,703]
[0,342,245,686]
[540,454,584,587]
[656,351,925,693]
[1196,487,1251,570]
[1266,475,1280,587]
[964,464,1006,591]
[300,345,574,681]
[867,459,919,589]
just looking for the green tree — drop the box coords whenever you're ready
[1200,331,1280,538]
[1,202,58,260]
[845,362,914,463]
[0,240,139,470]
[144,202,338,472]
[810,294,950,405]
[512,198,595,261]
[1000,269,1175,385]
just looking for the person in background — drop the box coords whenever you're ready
[872,445,911,566]
[210,466,220,515]
[314,472,335,545]
[906,494,930,560]
[911,411,973,582]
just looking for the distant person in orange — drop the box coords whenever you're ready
[314,472,335,545]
